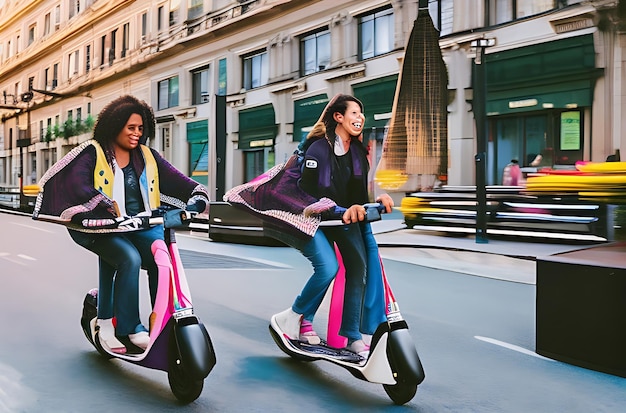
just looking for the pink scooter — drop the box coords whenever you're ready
[80,207,216,403]
[269,203,425,405]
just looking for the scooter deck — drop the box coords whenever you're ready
[290,339,364,363]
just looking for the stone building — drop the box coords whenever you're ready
[0,0,622,201]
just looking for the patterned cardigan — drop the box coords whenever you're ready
[224,150,336,247]
[33,140,209,233]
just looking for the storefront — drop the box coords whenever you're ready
[484,34,600,184]
[293,94,329,143]
[238,104,277,181]
[186,119,209,185]
[353,75,398,172]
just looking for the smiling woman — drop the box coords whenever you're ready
[32,94,209,355]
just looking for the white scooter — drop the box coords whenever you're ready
[269,203,425,405]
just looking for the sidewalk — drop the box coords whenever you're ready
[370,218,603,285]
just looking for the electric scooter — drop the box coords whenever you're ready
[80,206,216,403]
[269,203,425,405]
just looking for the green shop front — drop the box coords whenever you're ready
[238,104,277,181]
[484,34,600,185]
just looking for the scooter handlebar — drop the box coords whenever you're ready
[149,208,198,229]
[325,202,386,223]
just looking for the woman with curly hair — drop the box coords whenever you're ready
[33,95,209,355]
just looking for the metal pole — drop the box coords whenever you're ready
[474,45,488,243]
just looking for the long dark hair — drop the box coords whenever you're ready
[305,93,364,142]
[92,95,156,164]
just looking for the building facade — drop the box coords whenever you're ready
[0,0,623,202]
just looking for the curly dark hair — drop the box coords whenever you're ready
[92,95,155,163]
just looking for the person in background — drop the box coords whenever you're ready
[33,95,209,354]
[502,159,521,186]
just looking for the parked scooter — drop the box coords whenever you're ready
[80,206,216,403]
[269,203,425,405]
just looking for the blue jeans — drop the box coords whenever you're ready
[293,222,379,342]
[69,225,163,336]
[361,222,387,334]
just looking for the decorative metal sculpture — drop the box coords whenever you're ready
[375,5,448,191]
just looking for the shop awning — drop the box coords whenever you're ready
[487,79,593,115]
[484,34,601,115]
[186,119,208,143]
[353,75,398,129]
[293,94,329,143]
[238,104,277,149]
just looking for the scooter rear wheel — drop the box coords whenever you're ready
[383,381,418,406]
[167,333,204,403]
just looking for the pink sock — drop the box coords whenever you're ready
[300,320,315,334]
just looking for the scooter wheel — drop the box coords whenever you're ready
[383,381,417,406]
[168,342,204,403]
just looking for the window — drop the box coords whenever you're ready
[242,49,268,90]
[358,6,394,60]
[100,35,106,67]
[85,44,91,72]
[28,24,36,46]
[44,13,51,36]
[52,63,59,89]
[300,28,330,76]
[244,149,274,182]
[141,12,148,40]
[122,23,129,58]
[169,0,180,27]
[191,65,210,105]
[68,50,79,77]
[158,76,179,110]
[110,29,117,65]
[488,0,557,25]
[158,6,164,31]
[188,0,203,20]
[55,5,61,30]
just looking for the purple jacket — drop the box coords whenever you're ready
[299,137,370,208]
[32,140,209,232]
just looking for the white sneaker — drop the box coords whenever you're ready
[347,339,370,359]
[272,308,302,341]
[96,318,126,354]
[129,331,149,350]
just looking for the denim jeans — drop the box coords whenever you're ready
[292,229,339,323]
[292,222,373,342]
[69,225,163,336]
[360,222,387,334]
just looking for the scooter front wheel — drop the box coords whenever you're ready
[168,349,204,403]
[167,329,204,403]
[383,380,418,405]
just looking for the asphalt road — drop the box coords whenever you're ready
[1,212,625,412]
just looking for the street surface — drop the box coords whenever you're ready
[0,211,625,412]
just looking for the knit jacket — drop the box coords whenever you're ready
[32,140,209,233]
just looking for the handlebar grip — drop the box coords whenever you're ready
[322,203,385,223]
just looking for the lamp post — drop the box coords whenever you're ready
[471,38,495,244]
[17,91,33,210]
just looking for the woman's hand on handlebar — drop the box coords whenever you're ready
[342,204,367,224]
[375,193,394,213]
